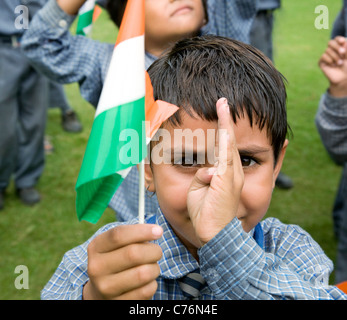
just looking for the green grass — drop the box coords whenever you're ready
[268,1,341,265]
[0,1,343,299]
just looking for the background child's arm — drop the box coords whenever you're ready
[316,36,347,165]
[21,0,113,107]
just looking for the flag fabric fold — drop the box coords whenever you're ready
[75,0,178,224]
[76,0,101,36]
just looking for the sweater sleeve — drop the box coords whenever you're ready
[315,92,347,165]
[21,0,114,107]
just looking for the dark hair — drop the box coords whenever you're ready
[106,0,208,28]
[147,35,289,162]
[106,0,127,28]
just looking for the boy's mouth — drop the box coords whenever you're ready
[171,5,193,17]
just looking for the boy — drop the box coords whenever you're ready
[21,0,257,221]
[42,35,347,300]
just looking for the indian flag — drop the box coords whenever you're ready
[76,0,102,36]
[75,0,178,224]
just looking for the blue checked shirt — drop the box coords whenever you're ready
[316,92,347,281]
[41,208,347,300]
[21,0,257,222]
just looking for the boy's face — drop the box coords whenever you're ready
[145,112,287,254]
[145,0,206,50]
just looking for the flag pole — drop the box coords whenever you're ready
[138,160,145,224]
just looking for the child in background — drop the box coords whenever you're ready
[22,0,256,108]
[21,0,257,222]
[316,34,347,284]
[41,35,347,300]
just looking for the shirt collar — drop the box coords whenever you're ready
[147,210,199,279]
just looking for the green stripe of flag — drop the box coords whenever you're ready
[76,97,146,223]
[76,9,94,35]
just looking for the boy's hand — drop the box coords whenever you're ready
[83,224,163,300]
[319,36,347,97]
[187,98,244,245]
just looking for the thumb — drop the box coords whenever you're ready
[189,166,216,192]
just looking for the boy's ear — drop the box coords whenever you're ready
[144,163,156,192]
[272,139,289,189]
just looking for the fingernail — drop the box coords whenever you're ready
[152,225,163,237]
[220,98,230,113]
[217,97,227,108]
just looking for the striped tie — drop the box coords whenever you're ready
[178,269,206,299]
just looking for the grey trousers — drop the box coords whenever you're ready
[250,10,275,61]
[0,44,48,190]
[48,80,71,114]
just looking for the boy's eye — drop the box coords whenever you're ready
[240,156,257,168]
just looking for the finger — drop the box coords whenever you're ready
[216,97,234,140]
[88,242,163,275]
[116,279,158,300]
[216,98,244,189]
[325,46,343,65]
[95,263,160,299]
[112,263,160,298]
[189,166,215,192]
[215,98,240,176]
[216,98,232,175]
[319,52,335,66]
[334,36,347,47]
[329,38,347,59]
[91,224,163,253]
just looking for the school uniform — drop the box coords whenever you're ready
[315,1,347,284]
[250,0,281,61]
[0,0,49,192]
[41,208,347,300]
